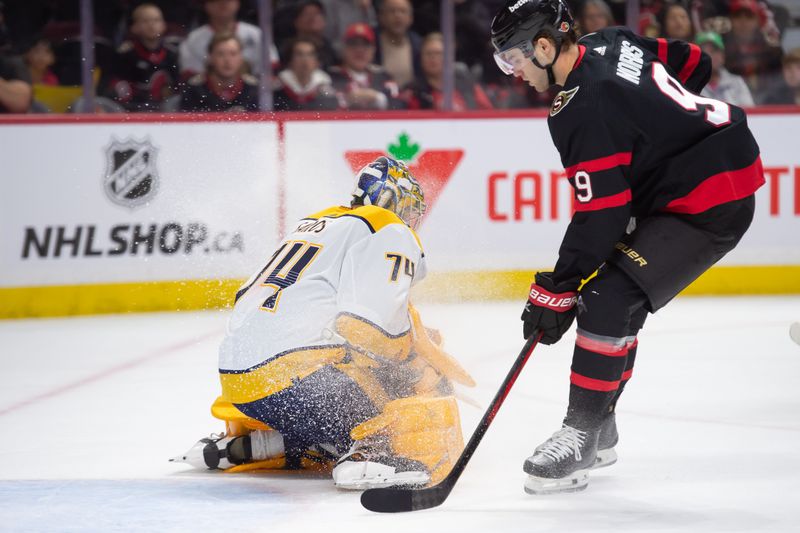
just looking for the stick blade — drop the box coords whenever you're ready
[360,485,448,513]
[360,487,414,513]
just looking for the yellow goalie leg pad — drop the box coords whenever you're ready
[210,396,272,436]
[334,353,392,411]
[211,398,335,474]
[350,395,464,485]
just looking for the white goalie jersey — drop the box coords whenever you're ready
[218,205,426,374]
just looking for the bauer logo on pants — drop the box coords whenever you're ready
[615,242,648,266]
[103,137,159,209]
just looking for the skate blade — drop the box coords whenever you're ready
[593,448,618,469]
[168,451,213,469]
[168,439,222,470]
[334,472,429,491]
[334,476,428,491]
[169,449,200,465]
[333,462,429,490]
[523,469,590,495]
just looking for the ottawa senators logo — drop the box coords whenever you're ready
[549,86,579,117]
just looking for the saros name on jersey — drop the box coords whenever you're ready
[616,40,643,85]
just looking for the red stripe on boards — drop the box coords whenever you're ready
[574,189,632,212]
[565,152,632,178]
[570,372,620,392]
[679,43,702,83]
[664,157,765,214]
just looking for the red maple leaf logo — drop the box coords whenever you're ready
[344,149,464,215]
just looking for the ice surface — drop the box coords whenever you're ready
[2,297,799,532]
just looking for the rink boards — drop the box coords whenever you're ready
[0,110,798,317]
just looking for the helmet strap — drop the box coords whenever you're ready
[531,36,563,87]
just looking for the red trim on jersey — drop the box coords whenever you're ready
[628,338,638,350]
[565,152,632,178]
[574,189,632,212]
[570,371,620,392]
[576,333,629,356]
[207,75,245,102]
[678,43,702,83]
[621,369,634,381]
[133,39,167,64]
[657,38,668,64]
[663,157,765,214]
[572,45,587,71]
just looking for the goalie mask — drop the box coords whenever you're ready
[351,156,426,231]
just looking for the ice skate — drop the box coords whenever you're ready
[594,413,618,469]
[523,424,600,495]
[170,430,285,470]
[332,436,430,490]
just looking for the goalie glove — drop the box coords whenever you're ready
[521,272,578,345]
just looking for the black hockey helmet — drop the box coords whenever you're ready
[490,0,574,82]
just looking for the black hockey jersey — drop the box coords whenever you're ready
[111,39,179,112]
[548,27,765,290]
[180,74,260,113]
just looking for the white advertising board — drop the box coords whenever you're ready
[283,113,800,272]
[0,120,280,287]
[1,112,797,298]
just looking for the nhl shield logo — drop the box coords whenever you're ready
[103,138,159,208]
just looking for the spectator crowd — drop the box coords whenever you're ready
[1,0,799,114]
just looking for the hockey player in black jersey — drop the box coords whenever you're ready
[109,4,179,112]
[491,0,764,494]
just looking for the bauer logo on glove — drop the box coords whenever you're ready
[528,286,577,310]
[521,272,578,344]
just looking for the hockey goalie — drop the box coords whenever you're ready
[171,156,475,490]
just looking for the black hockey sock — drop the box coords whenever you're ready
[564,339,630,429]
[565,385,616,429]
[608,341,638,414]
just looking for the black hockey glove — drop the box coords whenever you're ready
[521,272,578,345]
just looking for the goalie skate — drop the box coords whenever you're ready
[523,424,600,495]
[170,430,285,470]
[332,438,430,490]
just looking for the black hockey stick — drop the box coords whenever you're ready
[360,332,542,513]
